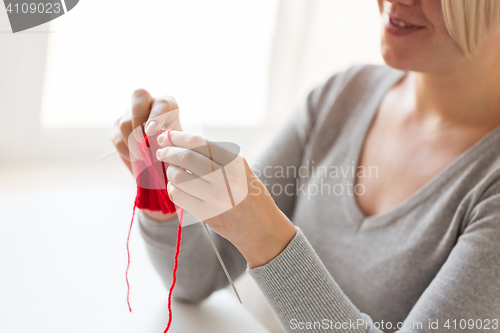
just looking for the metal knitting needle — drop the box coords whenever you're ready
[164,131,242,304]
[202,222,242,304]
[201,141,242,304]
[93,149,117,162]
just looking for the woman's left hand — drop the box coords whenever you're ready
[155,130,297,268]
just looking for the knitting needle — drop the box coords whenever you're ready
[202,222,242,304]
[200,140,242,303]
[161,129,242,304]
[93,149,117,162]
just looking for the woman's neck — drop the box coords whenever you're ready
[408,37,500,130]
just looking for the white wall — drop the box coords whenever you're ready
[0,9,48,162]
[1,0,384,165]
[267,0,384,125]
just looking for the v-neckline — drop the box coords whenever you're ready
[342,69,500,230]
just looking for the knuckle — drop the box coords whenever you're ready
[169,186,180,199]
[132,88,149,99]
[115,140,128,153]
[110,128,119,144]
[113,117,121,129]
[157,95,178,108]
[154,97,176,111]
[187,135,206,148]
[179,150,195,164]
[170,169,183,185]
[118,117,130,133]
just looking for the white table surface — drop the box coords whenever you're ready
[0,160,270,333]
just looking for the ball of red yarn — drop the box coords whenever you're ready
[134,129,176,214]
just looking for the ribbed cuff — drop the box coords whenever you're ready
[247,227,365,333]
[137,209,180,249]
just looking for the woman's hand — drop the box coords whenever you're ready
[156,130,297,268]
[110,89,182,222]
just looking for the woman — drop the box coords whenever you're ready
[111,0,500,332]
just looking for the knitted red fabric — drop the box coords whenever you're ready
[125,129,182,333]
[134,129,176,214]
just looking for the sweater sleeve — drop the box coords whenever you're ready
[248,195,500,333]
[138,209,247,302]
[138,73,343,302]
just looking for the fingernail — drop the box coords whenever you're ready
[145,121,158,135]
[167,184,173,201]
[133,128,143,142]
[157,134,165,146]
[156,149,163,161]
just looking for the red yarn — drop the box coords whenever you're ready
[126,128,183,333]
[164,208,183,332]
[126,202,137,312]
[134,129,176,214]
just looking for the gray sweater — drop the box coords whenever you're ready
[138,65,500,333]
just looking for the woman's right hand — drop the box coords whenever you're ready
[111,89,182,221]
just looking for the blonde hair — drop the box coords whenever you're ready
[442,0,500,56]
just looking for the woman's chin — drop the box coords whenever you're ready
[380,36,466,73]
[381,48,418,71]
[381,45,437,73]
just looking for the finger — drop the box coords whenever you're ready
[157,130,206,148]
[145,96,180,136]
[167,182,206,210]
[119,155,133,174]
[167,164,219,200]
[112,135,130,162]
[131,88,153,141]
[167,182,227,222]
[116,113,140,160]
[157,146,222,178]
[117,111,132,149]
[111,120,133,172]
[157,131,240,167]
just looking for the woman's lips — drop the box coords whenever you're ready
[383,13,425,35]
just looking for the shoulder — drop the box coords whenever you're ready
[469,160,500,213]
[308,64,405,117]
[461,132,500,228]
[339,63,404,85]
[319,64,404,96]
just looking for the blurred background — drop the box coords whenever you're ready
[0,0,383,332]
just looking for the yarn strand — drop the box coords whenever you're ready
[126,196,138,312]
[164,127,183,332]
[164,207,183,332]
